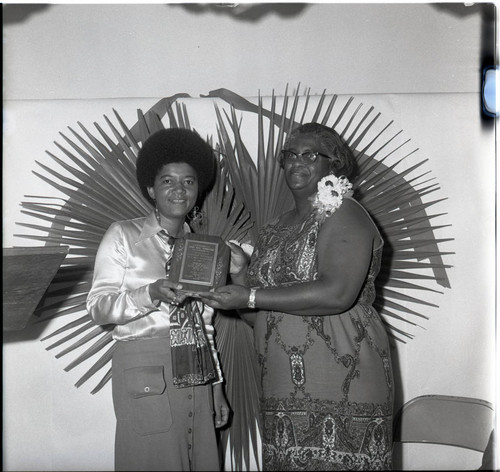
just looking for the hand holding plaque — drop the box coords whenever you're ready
[168,233,230,296]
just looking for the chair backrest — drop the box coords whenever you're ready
[393,394,495,452]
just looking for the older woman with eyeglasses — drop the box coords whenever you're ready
[87,128,229,471]
[201,122,394,471]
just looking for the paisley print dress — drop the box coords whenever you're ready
[247,202,394,471]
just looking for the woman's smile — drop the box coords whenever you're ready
[287,166,310,184]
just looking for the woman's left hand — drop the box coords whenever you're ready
[199,285,250,311]
[212,383,231,428]
[226,240,250,276]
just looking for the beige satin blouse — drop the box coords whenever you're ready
[86,211,223,382]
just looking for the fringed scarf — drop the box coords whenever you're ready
[169,300,217,388]
[156,221,217,388]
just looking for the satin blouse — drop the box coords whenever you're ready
[86,211,223,382]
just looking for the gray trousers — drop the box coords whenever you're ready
[112,337,220,471]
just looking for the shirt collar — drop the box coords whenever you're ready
[137,211,191,242]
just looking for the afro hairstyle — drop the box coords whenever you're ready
[136,128,217,205]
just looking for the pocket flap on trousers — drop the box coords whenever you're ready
[124,365,166,399]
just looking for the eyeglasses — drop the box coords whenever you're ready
[279,149,332,165]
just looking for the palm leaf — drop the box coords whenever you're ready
[214,313,262,471]
[16,102,251,393]
[189,157,253,242]
[209,86,453,342]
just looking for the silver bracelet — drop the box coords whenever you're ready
[247,288,257,309]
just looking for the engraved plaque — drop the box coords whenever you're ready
[168,233,230,294]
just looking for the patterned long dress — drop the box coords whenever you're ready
[246,206,394,471]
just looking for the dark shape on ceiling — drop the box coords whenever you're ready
[3,4,51,25]
[173,3,309,22]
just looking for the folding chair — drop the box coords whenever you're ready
[393,394,495,469]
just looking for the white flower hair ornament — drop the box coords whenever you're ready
[310,174,354,223]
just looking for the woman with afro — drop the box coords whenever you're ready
[87,128,229,471]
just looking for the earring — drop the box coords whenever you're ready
[189,206,204,225]
[154,205,162,226]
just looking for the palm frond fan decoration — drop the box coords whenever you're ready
[210,87,452,344]
[16,88,452,471]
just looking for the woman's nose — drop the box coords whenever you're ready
[172,182,186,194]
[289,159,305,168]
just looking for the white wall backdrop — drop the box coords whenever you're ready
[3,3,497,471]
[3,3,493,99]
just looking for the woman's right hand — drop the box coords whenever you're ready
[199,284,250,311]
[148,279,187,306]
